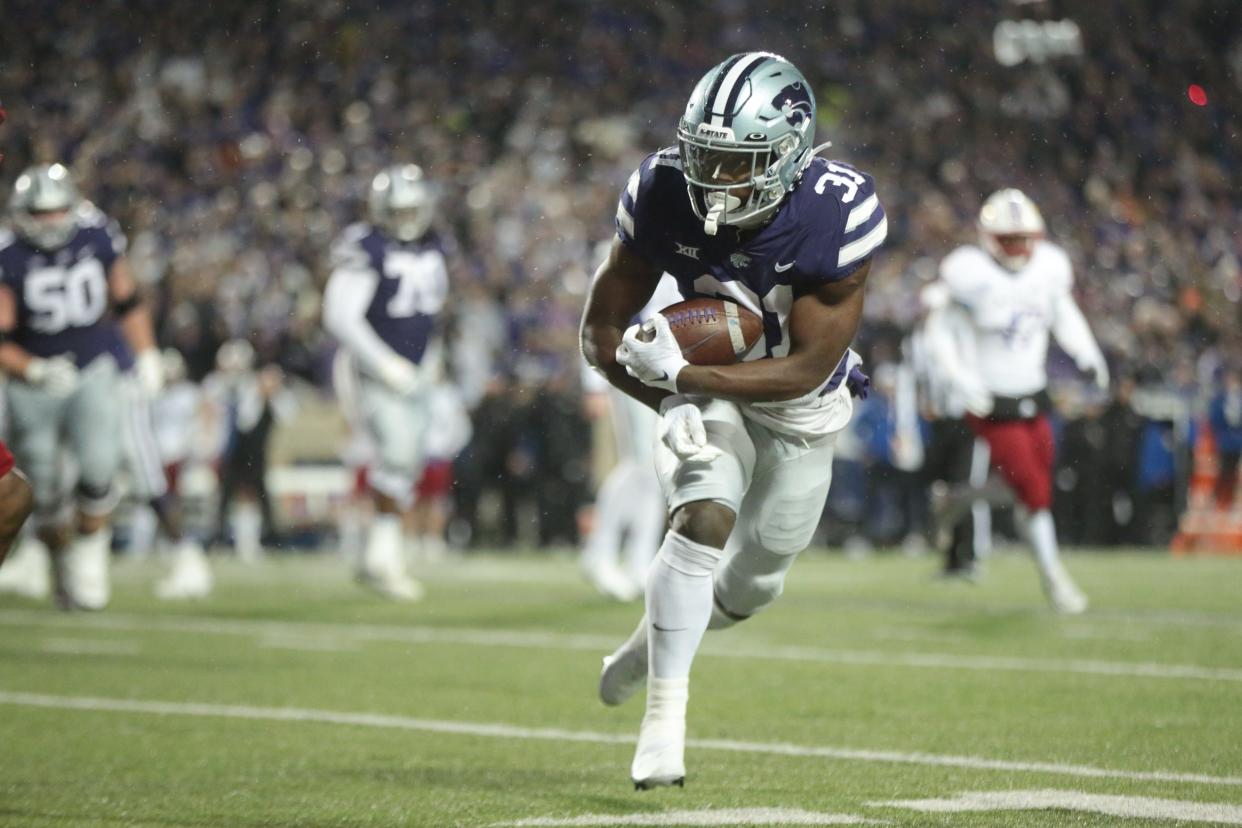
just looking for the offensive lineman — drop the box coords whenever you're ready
[923,188,1108,614]
[324,164,448,601]
[0,164,162,609]
[580,52,885,788]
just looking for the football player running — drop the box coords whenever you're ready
[923,188,1108,614]
[580,52,886,788]
[0,164,162,609]
[324,165,448,601]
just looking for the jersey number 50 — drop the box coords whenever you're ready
[24,259,108,334]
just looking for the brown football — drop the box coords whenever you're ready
[639,297,764,366]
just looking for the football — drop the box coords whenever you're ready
[640,297,764,366]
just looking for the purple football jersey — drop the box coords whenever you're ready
[0,205,127,368]
[329,222,449,365]
[615,149,885,393]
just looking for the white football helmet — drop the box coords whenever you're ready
[978,188,1045,271]
[369,164,435,242]
[9,163,81,251]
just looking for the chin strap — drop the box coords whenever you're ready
[808,140,833,159]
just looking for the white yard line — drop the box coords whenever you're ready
[39,638,141,656]
[878,789,1242,824]
[257,635,355,652]
[0,610,1239,685]
[1,691,1239,788]
[492,809,881,826]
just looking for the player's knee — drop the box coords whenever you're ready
[670,500,735,550]
[717,572,784,620]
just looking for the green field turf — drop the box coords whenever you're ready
[1,548,1240,827]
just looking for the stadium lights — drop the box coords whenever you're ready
[993,19,1083,66]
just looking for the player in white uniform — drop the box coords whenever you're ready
[580,274,681,601]
[324,165,448,601]
[923,188,1108,614]
[581,53,885,788]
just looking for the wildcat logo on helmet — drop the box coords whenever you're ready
[771,82,813,127]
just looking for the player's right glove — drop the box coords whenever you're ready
[25,355,79,398]
[953,372,994,418]
[377,355,421,396]
[658,395,722,463]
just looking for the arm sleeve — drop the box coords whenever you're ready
[921,298,973,381]
[1051,284,1106,372]
[322,267,411,378]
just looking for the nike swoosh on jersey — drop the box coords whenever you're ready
[774,261,795,272]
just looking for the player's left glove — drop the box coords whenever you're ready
[135,349,164,397]
[616,314,687,393]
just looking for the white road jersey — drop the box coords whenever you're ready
[940,241,1080,398]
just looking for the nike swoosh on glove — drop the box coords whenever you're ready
[616,314,687,393]
[659,395,722,462]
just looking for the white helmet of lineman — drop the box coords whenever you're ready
[369,164,435,242]
[978,188,1045,271]
[9,163,81,251]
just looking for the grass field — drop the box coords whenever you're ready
[1,548,1240,827]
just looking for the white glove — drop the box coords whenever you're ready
[135,349,164,397]
[953,372,994,417]
[658,395,722,462]
[25,356,79,398]
[1080,355,1110,391]
[377,355,421,396]
[616,314,687,393]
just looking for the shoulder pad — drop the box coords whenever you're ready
[790,158,887,283]
[0,227,15,252]
[330,222,379,272]
[939,245,992,302]
[616,148,683,250]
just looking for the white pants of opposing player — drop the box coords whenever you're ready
[582,387,665,600]
[655,396,842,623]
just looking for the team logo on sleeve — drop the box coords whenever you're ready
[730,253,751,269]
[675,243,701,260]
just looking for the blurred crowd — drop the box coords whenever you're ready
[2,0,1239,548]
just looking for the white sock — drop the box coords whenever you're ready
[232,503,263,561]
[68,527,112,609]
[364,514,405,578]
[644,676,689,724]
[1026,509,1063,577]
[128,507,158,559]
[646,531,721,680]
